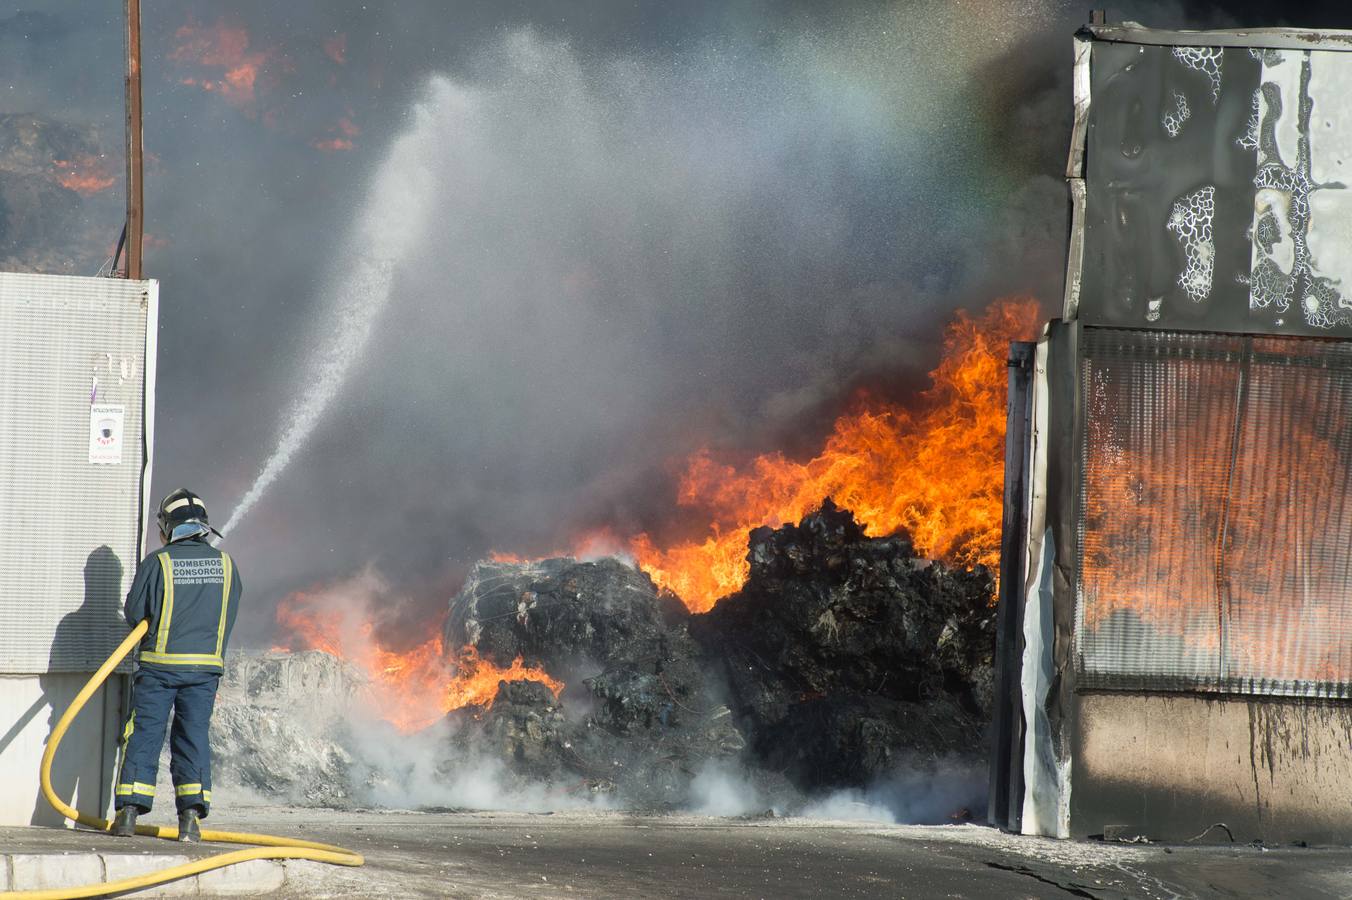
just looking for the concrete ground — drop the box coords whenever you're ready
[5,807,1352,898]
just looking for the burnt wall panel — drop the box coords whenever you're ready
[1079,43,1352,337]
[1082,44,1259,331]
[1223,337,1352,693]
[1035,318,1080,837]
[1060,28,1352,847]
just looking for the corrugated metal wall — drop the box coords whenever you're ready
[0,273,154,673]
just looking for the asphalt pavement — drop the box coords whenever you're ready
[5,807,1352,898]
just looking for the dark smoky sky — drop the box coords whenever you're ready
[2,0,1349,647]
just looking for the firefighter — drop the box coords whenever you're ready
[111,489,242,843]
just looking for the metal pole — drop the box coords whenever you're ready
[124,0,144,280]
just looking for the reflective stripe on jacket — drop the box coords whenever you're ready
[124,537,242,672]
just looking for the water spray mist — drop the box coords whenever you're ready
[221,79,463,536]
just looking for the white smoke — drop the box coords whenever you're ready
[215,20,1072,623]
[688,758,986,824]
[688,763,776,817]
[343,716,615,814]
[806,757,987,824]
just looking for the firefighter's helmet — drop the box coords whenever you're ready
[156,488,209,540]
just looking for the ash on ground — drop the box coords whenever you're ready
[209,651,364,806]
[217,501,996,817]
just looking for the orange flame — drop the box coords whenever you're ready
[445,646,564,710]
[275,575,564,732]
[629,298,1041,611]
[312,115,360,153]
[51,156,115,195]
[311,137,354,153]
[487,550,532,564]
[170,18,271,113]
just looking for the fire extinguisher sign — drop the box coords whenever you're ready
[89,404,125,465]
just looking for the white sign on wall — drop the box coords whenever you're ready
[88,404,125,465]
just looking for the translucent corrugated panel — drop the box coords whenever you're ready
[1222,338,1352,696]
[1077,328,1352,697]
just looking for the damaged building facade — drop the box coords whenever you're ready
[990,21,1352,844]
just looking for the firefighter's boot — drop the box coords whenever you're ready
[111,806,138,837]
[177,807,202,843]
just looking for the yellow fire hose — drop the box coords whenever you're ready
[0,620,364,900]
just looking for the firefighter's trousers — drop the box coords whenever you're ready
[114,666,220,817]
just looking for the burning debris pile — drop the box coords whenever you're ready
[443,557,745,807]
[212,503,996,812]
[693,500,995,791]
[443,501,995,804]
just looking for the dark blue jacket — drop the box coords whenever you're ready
[124,537,242,673]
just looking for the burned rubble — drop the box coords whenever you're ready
[443,557,745,807]
[214,501,996,812]
[692,499,996,791]
[441,500,996,805]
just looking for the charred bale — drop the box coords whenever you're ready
[691,499,996,791]
[451,679,573,782]
[445,557,744,807]
[447,558,673,679]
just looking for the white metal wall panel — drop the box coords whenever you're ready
[0,673,125,825]
[0,272,155,673]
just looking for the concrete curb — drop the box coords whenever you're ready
[0,852,327,896]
